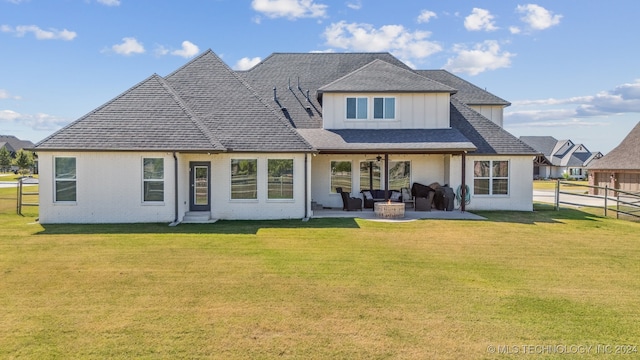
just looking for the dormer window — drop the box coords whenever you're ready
[346,96,396,120]
[374,97,395,119]
[346,97,368,119]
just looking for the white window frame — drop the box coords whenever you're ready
[373,97,396,119]
[330,160,353,194]
[473,160,509,196]
[54,156,77,203]
[346,97,368,119]
[231,158,258,200]
[142,158,164,203]
[267,158,294,200]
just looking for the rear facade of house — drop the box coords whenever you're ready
[35,50,536,224]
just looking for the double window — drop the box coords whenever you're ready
[143,158,164,202]
[54,157,76,202]
[346,97,395,120]
[473,160,509,195]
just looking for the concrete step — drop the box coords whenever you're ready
[182,211,217,224]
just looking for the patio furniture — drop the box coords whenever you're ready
[401,187,414,208]
[336,187,362,211]
[360,189,401,208]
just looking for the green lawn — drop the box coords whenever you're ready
[1,187,640,359]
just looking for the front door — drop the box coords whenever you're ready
[189,162,211,212]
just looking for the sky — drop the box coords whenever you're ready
[1,0,640,154]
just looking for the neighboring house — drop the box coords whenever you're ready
[0,135,34,156]
[519,136,603,179]
[588,121,640,195]
[34,50,537,224]
[0,135,35,172]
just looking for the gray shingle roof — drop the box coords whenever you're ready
[450,98,537,155]
[165,51,312,152]
[319,60,456,93]
[418,70,510,106]
[239,52,410,129]
[36,74,225,151]
[297,128,476,153]
[589,121,640,170]
[519,136,558,157]
[36,49,531,157]
[0,135,34,153]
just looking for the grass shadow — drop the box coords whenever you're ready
[475,203,604,225]
[37,217,361,235]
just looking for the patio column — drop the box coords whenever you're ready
[384,153,389,200]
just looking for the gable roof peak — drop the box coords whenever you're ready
[318,58,456,94]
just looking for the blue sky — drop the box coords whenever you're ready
[1,0,639,153]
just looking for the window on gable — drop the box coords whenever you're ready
[374,97,395,119]
[54,157,76,202]
[143,158,164,202]
[473,160,509,196]
[346,97,367,119]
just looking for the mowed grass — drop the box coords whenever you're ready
[1,187,640,359]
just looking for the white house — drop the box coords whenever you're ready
[35,50,536,224]
[519,136,603,179]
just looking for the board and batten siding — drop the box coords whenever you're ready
[469,105,504,128]
[322,92,450,130]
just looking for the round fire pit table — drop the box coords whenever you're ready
[374,202,405,218]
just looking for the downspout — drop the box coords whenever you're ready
[170,152,180,226]
[303,153,309,221]
[461,151,466,212]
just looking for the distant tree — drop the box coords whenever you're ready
[0,147,11,173]
[12,149,34,175]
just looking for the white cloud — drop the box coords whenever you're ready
[111,37,145,56]
[516,4,562,31]
[1,25,77,40]
[233,57,262,70]
[506,79,640,126]
[417,10,437,24]
[251,0,327,19]
[0,109,69,131]
[171,41,199,58]
[323,21,442,64]
[97,0,120,6]
[444,40,514,75]
[346,0,361,10]
[509,26,521,34]
[464,8,498,32]
[0,89,21,100]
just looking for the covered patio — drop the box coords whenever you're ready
[311,207,485,221]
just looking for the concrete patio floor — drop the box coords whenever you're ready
[311,207,485,221]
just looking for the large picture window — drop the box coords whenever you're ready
[346,97,368,119]
[54,157,76,202]
[231,159,257,199]
[331,161,352,193]
[359,161,381,191]
[474,160,509,195]
[374,97,395,119]
[388,161,411,189]
[268,159,293,199]
[143,158,164,202]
